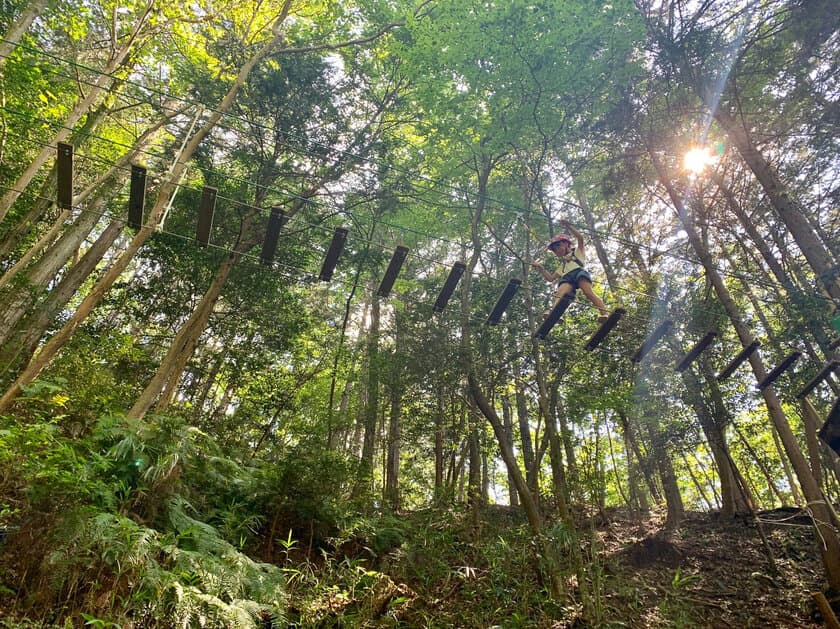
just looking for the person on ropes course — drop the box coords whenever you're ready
[531,219,610,323]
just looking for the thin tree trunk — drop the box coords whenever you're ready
[515,383,538,499]
[502,394,520,507]
[0,10,293,413]
[354,294,380,495]
[0,1,157,221]
[605,417,631,508]
[385,314,403,511]
[682,452,713,510]
[650,148,840,590]
[0,0,49,75]
[434,386,445,491]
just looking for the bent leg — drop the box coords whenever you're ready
[577,278,609,316]
[553,282,575,308]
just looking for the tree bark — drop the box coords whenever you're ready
[0,0,49,75]
[0,9,294,412]
[650,148,840,590]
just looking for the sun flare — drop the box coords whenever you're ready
[683,146,715,174]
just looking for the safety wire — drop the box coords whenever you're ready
[0,121,800,342]
[0,35,814,299]
[0,40,829,354]
[0,183,808,412]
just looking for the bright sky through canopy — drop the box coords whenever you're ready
[683,146,715,174]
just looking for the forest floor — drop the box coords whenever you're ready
[312,506,837,628]
[1,506,835,627]
[586,508,829,628]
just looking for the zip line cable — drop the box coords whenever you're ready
[0,45,831,337]
[0,39,814,290]
[0,137,823,346]
[0,178,825,387]
[0,119,806,331]
[0,184,554,337]
[0,95,813,316]
[1,34,811,278]
[1,189,827,409]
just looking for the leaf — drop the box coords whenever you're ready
[50,394,70,407]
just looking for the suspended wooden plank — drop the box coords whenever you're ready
[797,360,840,399]
[378,245,409,297]
[817,397,840,456]
[56,142,73,210]
[487,278,521,326]
[433,262,466,313]
[127,164,147,229]
[260,205,288,265]
[319,227,348,281]
[585,308,626,351]
[631,320,673,363]
[675,331,718,372]
[757,351,802,391]
[534,294,574,339]
[717,340,761,382]
[196,186,217,247]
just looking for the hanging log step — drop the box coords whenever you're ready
[796,360,839,399]
[631,320,673,363]
[757,351,802,391]
[260,206,288,265]
[817,397,840,456]
[717,340,761,382]
[433,262,466,313]
[534,294,574,340]
[319,227,348,281]
[378,246,409,297]
[675,331,718,372]
[196,186,217,247]
[57,142,73,210]
[585,308,626,351]
[487,278,521,326]
[127,164,147,229]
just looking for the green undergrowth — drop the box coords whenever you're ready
[0,408,825,628]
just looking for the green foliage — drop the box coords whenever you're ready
[0,413,287,626]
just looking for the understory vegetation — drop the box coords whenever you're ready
[1,0,839,626]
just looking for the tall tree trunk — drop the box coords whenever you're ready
[0,0,49,74]
[673,341,753,517]
[650,148,840,590]
[515,383,538,498]
[434,386,445,491]
[0,1,158,221]
[0,10,293,413]
[0,190,114,346]
[502,394,520,507]
[0,218,123,377]
[384,314,403,511]
[468,375,541,531]
[711,108,840,303]
[148,246,246,416]
[354,294,380,495]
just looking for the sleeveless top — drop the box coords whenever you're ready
[557,248,586,276]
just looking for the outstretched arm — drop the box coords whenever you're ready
[560,219,585,250]
[530,261,557,282]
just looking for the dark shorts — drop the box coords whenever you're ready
[558,267,592,290]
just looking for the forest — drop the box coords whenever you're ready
[0,0,839,626]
